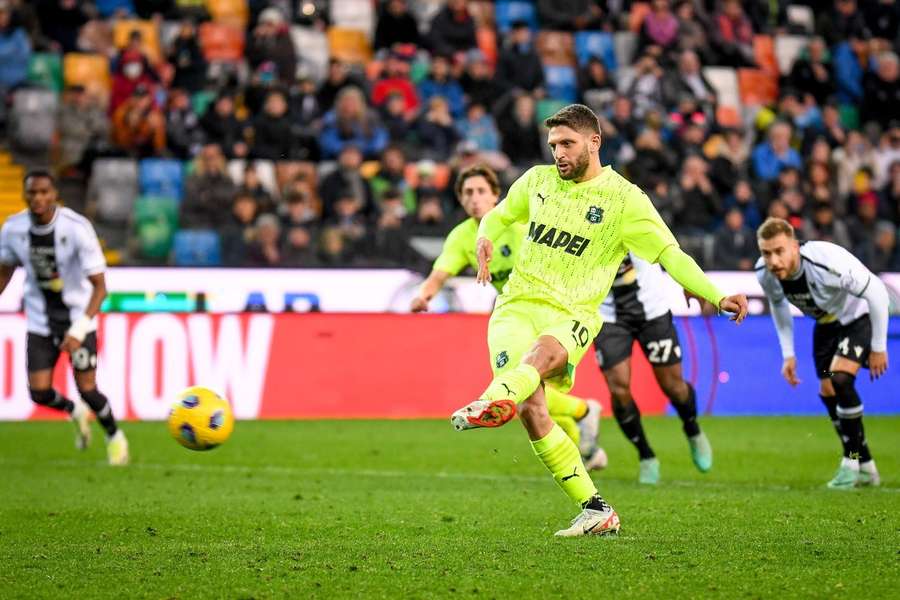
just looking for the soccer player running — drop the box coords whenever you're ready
[756,217,888,489]
[411,165,607,469]
[450,104,748,537]
[594,253,711,485]
[0,171,128,465]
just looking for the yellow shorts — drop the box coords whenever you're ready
[487,298,601,393]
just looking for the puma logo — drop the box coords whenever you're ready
[537,193,547,204]
[501,383,516,397]
[561,467,580,482]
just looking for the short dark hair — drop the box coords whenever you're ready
[24,169,56,188]
[454,164,501,199]
[544,103,601,135]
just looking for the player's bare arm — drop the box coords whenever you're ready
[781,357,801,387]
[60,272,107,354]
[411,270,451,312]
[869,351,888,380]
[475,237,493,285]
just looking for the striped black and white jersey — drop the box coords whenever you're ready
[600,253,671,324]
[755,240,890,358]
[0,207,106,336]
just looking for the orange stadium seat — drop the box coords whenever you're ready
[63,53,111,97]
[113,19,162,64]
[716,105,742,127]
[199,22,245,62]
[536,31,576,67]
[628,2,650,33]
[738,68,778,106]
[327,27,372,65]
[476,27,497,66]
[753,35,778,75]
[205,0,249,27]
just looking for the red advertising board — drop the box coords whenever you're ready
[0,313,670,420]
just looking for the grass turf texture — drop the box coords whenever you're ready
[1,417,898,599]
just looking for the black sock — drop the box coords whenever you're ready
[820,394,851,458]
[30,388,75,413]
[670,382,701,438]
[613,401,655,460]
[831,372,863,460]
[582,495,612,511]
[859,420,873,463]
[79,388,118,437]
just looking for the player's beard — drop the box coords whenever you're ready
[557,146,590,181]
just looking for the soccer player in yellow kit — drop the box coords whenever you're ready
[450,104,748,537]
[411,165,607,469]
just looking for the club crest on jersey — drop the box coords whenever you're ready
[586,206,604,224]
[496,351,509,368]
[500,244,511,257]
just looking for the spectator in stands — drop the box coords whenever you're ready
[661,50,716,114]
[369,145,415,213]
[374,0,421,50]
[675,0,713,64]
[165,88,203,160]
[247,7,297,85]
[56,85,109,171]
[0,0,30,91]
[180,143,236,229]
[380,92,415,145]
[712,0,755,67]
[833,130,878,198]
[326,185,369,248]
[407,188,448,236]
[777,91,822,140]
[418,54,465,118]
[456,102,500,153]
[417,95,460,161]
[238,163,276,216]
[281,221,316,267]
[847,192,896,268]
[281,183,320,229]
[111,85,166,158]
[168,19,207,93]
[579,58,617,117]
[780,188,810,231]
[804,161,838,207]
[880,160,900,225]
[320,144,373,219]
[35,0,90,53]
[816,0,869,46]
[460,50,504,112]
[626,54,665,117]
[498,93,544,168]
[648,177,681,228]
[427,0,477,59]
[316,227,356,266]
[808,201,852,249]
[250,90,294,160]
[862,52,900,130]
[497,21,545,96]
[537,0,607,31]
[364,188,425,268]
[712,207,757,270]
[863,0,900,42]
[317,59,366,113]
[628,128,678,189]
[110,31,159,113]
[220,192,259,266]
[319,86,389,159]
[201,92,250,158]
[832,32,869,104]
[709,128,750,195]
[246,213,283,267]
[640,0,679,57]
[751,121,802,182]
[244,61,281,116]
[786,38,834,106]
[675,154,720,234]
[723,179,763,231]
[610,95,640,142]
[809,103,847,151]
[372,50,420,117]
[288,75,321,129]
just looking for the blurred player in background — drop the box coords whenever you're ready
[411,165,606,469]
[0,171,128,465]
[451,104,748,537]
[594,253,711,484]
[756,217,888,489]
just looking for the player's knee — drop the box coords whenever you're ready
[658,374,687,402]
[519,394,548,423]
[607,378,630,404]
[819,378,835,397]
[523,341,567,377]
[29,387,55,406]
[830,371,860,407]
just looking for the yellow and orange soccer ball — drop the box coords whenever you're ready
[167,386,234,451]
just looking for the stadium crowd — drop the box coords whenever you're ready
[1,0,899,271]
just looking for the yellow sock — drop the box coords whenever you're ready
[481,364,541,404]
[531,424,597,506]
[545,387,588,420]
[552,415,580,446]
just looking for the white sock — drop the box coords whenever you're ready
[840,457,860,471]
[860,459,877,473]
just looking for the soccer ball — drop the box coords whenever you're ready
[167,386,234,451]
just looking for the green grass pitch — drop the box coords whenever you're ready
[1,416,898,599]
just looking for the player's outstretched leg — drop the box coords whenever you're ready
[450,362,540,431]
[656,367,712,473]
[827,370,868,489]
[30,386,91,450]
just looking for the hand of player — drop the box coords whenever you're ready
[59,335,82,354]
[869,351,888,380]
[719,294,749,323]
[410,296,429,313]
[781,357,801,386]
[476,237,493,286]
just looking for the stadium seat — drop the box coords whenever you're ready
[199,23,245,62]
[205,0,249,27]
[495,1,538,33]
[89,159,139,225]
[537,31,576,67]
[95,0,135,17]
[113,20,162,64]
[716,105,742,127]
[838,104,859,129]
[63,53,111,97]
[27,53,63,93]
[403,162,451,190]
[543,65,578,103]
[139,159,185,201]
[191,90,217,116]
[476,27,498,66]
[468,1,496,28]
[134,196,178,259]
[738,68,778,106]
[172,230,222,266]
[574,31,617,71]
[9,89,58,153]
[628,2,650,33]
[786,4,815,33]
[330,0,375,40]
[535,98,567,124]
[702,66,741,110]
[291,26,330,83]
[613,31,637,67]
[774,35,808,75]
[275,161,320,208]
[227,159,278,197]
[753,35,778,75]
[327,27,372,65]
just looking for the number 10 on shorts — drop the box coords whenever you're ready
[571,320,590,348]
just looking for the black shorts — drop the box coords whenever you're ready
[27,331,98,373]
[593,311,682,370]
[813,315,871,379]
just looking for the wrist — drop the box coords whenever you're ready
[66,314,93,343]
